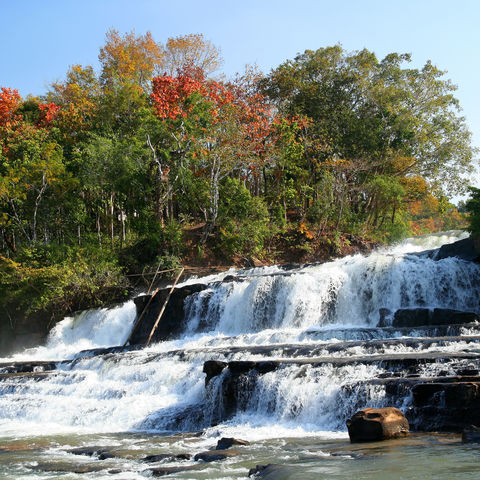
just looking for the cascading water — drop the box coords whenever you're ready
[1,230,479,479]
[2,300,137,362]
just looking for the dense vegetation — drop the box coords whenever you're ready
[0,30,475,322]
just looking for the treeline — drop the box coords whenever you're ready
[0,30,474,319]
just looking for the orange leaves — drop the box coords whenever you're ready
[151,69,234,122]
[37,103,61,128]
[151,74,202,119]
[299,221,314,239]
[0,87,22,128]
[99,29,164,89]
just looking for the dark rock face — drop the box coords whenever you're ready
[377,308,393,327]
[0,309,50,357]
[204,361,280,424]
[416,236,480,262]
[392,308,479,328]
[346,407,409,442]
[129,283,208,345]
[462,425,480,443]
[435,237,480,262]
[412,382,479,407]
[408,380,480,431]
[215,437,249,450]
[203,360,227,386]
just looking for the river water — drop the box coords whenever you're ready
[1,231,480,479]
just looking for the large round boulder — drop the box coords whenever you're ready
[346,407,409,443]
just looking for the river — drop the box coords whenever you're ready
[1,230,480,479]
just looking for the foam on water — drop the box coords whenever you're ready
[2,300,137,362]
[0,229,478,442]
[182,230,480,336]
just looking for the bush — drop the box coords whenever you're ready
[0,245,128,321]
[216,178,271,257]
[119,220,184,273]
[466,187,480,236]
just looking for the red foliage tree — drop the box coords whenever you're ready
[0,87,21,128]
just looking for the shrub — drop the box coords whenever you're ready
[216,178,271,257]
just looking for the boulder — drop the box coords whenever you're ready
[194,449,239,462]
[248,463,293,478]
[215,437,249,450]
[346,407,409,442]
[142,453,191,463]
[462,425,480,443]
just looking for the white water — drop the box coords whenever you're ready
[1,300,137,362]
[1,230,479,443]
[183,230,478,335]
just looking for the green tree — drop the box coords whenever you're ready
[262,45,476,228]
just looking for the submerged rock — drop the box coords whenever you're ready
[346,407,409,442]
[33,463,106,474]
[215,437,249,450]
[142,453,191,462]
[145,465,196,476]
[66,446,114,459]
[194,449,239,462]
[462,425,480,443]
[248,463,292,478]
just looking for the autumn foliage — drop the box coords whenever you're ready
[0,88,21,127]
[0,31,475,288]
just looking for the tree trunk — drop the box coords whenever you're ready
[201,158,220,245]
[110,192,115,246]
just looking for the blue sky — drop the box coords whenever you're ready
[2,0,479,192]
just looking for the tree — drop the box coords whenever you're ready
[262,46,477,233]
[0,88,22,128]
[160,33,223,77]
[0,124,66,244]
[151,66,278,244]
[466,187,480,236]
[99,29,163,90]
[46,65,100,141]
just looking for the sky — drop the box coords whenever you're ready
[2,0,479,194]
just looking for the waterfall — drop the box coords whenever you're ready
[182,230,479,336]
[1,230,479,442]
[2,300,137,362]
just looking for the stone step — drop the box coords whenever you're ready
[203,351,480,384]
[67,329,480,366]
[0,371,58,381]
[0,360,59,374]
